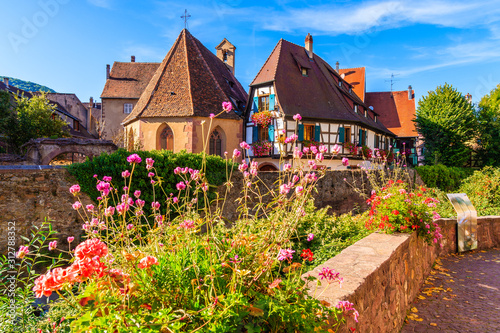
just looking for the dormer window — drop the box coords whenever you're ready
[339,81,342,87]
[364,110,367,118]
[354,105,358,113]
[301,68,308,77]
[349,87,352,93]
[375,115,377,122]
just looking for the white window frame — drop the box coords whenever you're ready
[124,103,133,114]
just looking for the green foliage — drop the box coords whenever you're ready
[458,167,500,216]
[0,76,56,93]
[415,164,473,192]
[66,149,234,218]
[477,84,500,166]
[295,200,372,266]
[415,83,477,167]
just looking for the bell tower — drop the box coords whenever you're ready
[215,38,236,75]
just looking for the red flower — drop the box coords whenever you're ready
[392,210,400,215]
[301,249,314,262]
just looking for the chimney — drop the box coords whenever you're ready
[336,61,339,72]
[106,64,110,80]
[131,55,135,62]
[305,33,313,59]
[88,97,94,131]
[408,85,413,100]
[89,97,94,108]
[4,77,9,87]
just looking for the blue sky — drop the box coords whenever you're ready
[1,0,500,106]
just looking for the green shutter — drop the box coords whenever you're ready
[364,130,368,146]
[314,125,321,142]
[252,126,258,143]
[268,125,275,142]
[269,94,275,111]
[298,124,304,141]
[359,129,363,145]
[253,96,259,113]
[338,127,345,143]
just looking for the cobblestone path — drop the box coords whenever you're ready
[401,248,500,332]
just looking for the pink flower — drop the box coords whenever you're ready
[86,204,94,212]
[67,237,75,243]
[148,172,155,178]
[74,238,108,260]
[283,163,292,171]
[72,201,82,210]
[280,183,292,195]
[399,189,407,195]
[318,267,343,286]
[49,241,57,251]
[179,219,196,230]
[232,149,241,159]
[122,170,130,178]
[209,113,215,119]
[315,152,324,162]
[342,157,349,166]
[269,278,282,289]
[308,160,317,170]
[173,197,179,203]
[222,101,232,113]
[138,256,159,269]
[176,182,186,191]
[136,199,145,208]
[240,141,251,150]
[292,175,300,183]
[127,154,142,164]
[173,167,181,175]
[134,190,141,198]
[277,248,295,261]
[16,245,29,259]
[307,233,314,242]
[293,147,303,159]
[319,145,328,153]
[127,224,134,230]
[285,134,298,144]
[295,185,304,196]
[310,146,318,154]
[151,201,160,210]
[146,158,154,170]
[336,301,359,323]
[69,184,80,195]
[116,202,129,215]
[104,206,115,216]
[238,162,248,172]
[201,182,208,191]
[103,176,112,182]
[303,147,310,154]
[293,114,302,121]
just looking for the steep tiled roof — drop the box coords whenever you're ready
[339,67,366,102]
[101,62,160,99]
[365,90,417,138]
[122,29,247,124]
[250,39,392,135]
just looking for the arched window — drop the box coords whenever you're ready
[209,129,223,156]
[160,125,173,151]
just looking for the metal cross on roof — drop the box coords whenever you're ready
[181,9,191,29]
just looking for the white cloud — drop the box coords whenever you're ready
[87,0,112,9]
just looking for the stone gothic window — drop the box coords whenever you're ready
[160,126,173,151]
[209,129,223,156]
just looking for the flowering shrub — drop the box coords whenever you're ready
[251,110,273,127]
[360,145,372,159]
[7,107,355,332]
[251,140,273,156]
[365,180,443,245]
[343,142,358,155]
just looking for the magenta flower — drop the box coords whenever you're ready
[232,149,241,159]
[240,141,251,150]
[134,190,141,198]
[342,157,349,166]
[72,201,82,210]
[277,248,295,261]
[16,245,29,259]
[295,185,304,196]
[67,236,75,243]
[238,162,248,172]
[319,145,328,153]
[307,233,314,242]
[69,184,80,195]
[293,114,302,121]
[283,163,292,171]
[146,158,154,170]
[104,206,115,216]
[127,154,142,164]
[331,144,341,155]
[116,203,129,215]
[86,204,94,212]
[127,224,134,230]
[280,183,292,195]
[292,175,300,183]
[308,160,317,170]
[222,101,232,113]
[303,146,310,154]
[315,153,324,162]
[293,147,303,159]
[336,301,359,322]
[103,176,112,182]
[136,199,145,208]
[148,172,155,178]
[173,197,179,203]
[151,201,160,210]
[176,182,186,191]
[122,170,131,178]
[48,241,57,251]
[209,113,215,119]
[318,267,343,286]
[173,167,181,175]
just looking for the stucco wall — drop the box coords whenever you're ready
[102,98,138,141]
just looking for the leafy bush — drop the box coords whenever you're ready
[66,149,233,218]
[458,166,500,216]
[415,164,473,192]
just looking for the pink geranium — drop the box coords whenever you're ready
[138,256,159,269]
[69,184,80,195]
[127,154,142,164]
[222,101,232,113]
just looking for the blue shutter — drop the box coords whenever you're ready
[314,125,321,142]
[364,130,368,146]
[269,94,275,111]
[338,127,345,143]
[298,124,304,141]
[413,155,417,165]
[253,96,259,113]
[252,126,259,143]
[359,129,363,145]
[268,125,275,142]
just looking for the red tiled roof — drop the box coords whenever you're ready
[122,29,247,124]
[249,39,392,135]
[101,62,160,99]
[339,67,365,102]
[365,90,417,138]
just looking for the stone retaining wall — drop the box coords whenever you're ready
[0,169,92,255]
[302,217,500,332]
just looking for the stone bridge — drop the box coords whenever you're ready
[22,138,117,165]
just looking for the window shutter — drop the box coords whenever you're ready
[364,130,368,146]
[314,125,321,142]
[298,124,304,141]
[268,125,275,142]
[253,96,259,113]
[338,127,345,143]
[269,94,275,111]
[359,129,363,145]
[413,155,417,165]
[252,126,259,143]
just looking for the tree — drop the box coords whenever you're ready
[415,83,477,167]
[477,83,500,166]
[0,92,69,153]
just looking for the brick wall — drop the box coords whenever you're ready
[302,217,500,332]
